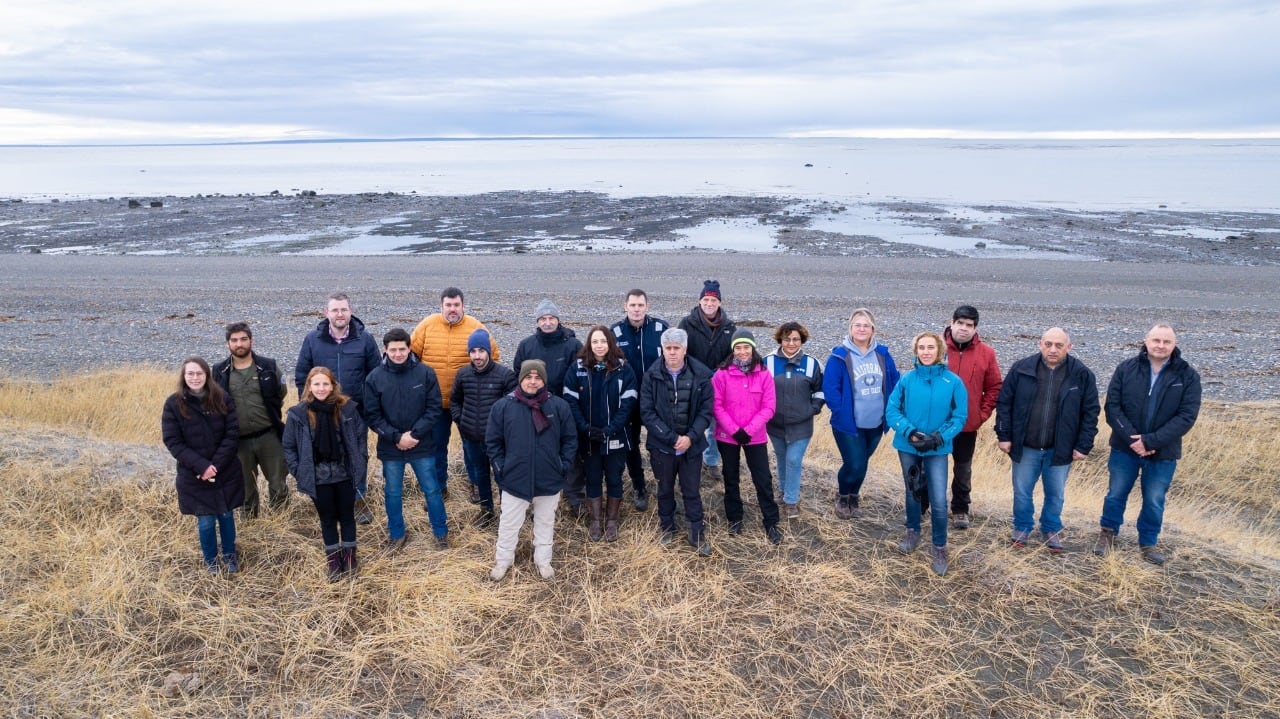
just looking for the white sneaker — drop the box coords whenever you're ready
[489,563,511,581]
[536,563,555,579]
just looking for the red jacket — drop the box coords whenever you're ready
[944,327,1002,433]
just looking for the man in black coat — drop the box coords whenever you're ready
[213,322,289,518]
[364,328,447,552]
[451,328,517,529]
[640,328,715,556]
[611,288,669,510]
[485,360,577,581]
[1093,324,1201,565]
[995,327,1099,553]
[677,280,736,481]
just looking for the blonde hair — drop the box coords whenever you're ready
[912,332,946,366]
[847,308,877,341]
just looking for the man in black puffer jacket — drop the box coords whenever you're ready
[451,329,516,528]
[363,329,445,552]
[1092,324,1201,565]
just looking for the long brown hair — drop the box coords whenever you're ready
[174,356,228,418]
[300,366,348,428]
[577,325,625,372]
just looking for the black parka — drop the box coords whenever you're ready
[1105,346,1201,461]
[450,360,518,441]
[161,392,246,516]
[995,352,1100,466]
[485,392,578,501]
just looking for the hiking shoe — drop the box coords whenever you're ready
[728,520,744,536]
[387,536,407,555]
[834,495,854,520]
[1011,530,1030,548]
[931,545,949,576]
[951,512,970,530]
[897,529,921,555]
[703,464,722,482]
[1092,527,1116,557]
[222,552,239,574]
[633,490,649,512]
[434,534,449,551]
[848,498,864,519]
[659,529,677,546]
[690,535,712,557]
[784,503,800,519]
[205,558,221,576]
[1043,531,1065,554]
[766,525,783,545]
[468,483,481,505]
[1141,545,1167,566]
[489,563,511,581]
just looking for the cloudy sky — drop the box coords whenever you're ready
[2,0,1277,144]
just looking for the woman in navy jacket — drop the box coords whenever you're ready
[563,326,638,542]
[886,332,967,576]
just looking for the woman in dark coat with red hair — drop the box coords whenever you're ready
[161,356,246,575]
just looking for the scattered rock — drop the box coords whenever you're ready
[974,241,987,249]
[150,200,163,208]
[161,671,200,698]
[804,163,813,167]
[127,200,141,208]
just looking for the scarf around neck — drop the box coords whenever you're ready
[308,399,343,461]
[513,388,553,432]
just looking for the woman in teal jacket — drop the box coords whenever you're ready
[886,332,967,576]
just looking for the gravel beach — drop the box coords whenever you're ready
[3,249,1277,402]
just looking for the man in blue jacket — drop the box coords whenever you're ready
[995,327,1099,553]
[611,288,669,510]
[296,292,382,524]
[364,328,446,553]
[1093,324,1201,565]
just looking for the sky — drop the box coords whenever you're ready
[1,0,1278,144]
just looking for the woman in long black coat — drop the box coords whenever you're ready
[161,356,246,575]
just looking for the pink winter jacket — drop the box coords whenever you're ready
[713,364,777,445]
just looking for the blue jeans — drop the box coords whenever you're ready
[461,437,496,509]
[702,421,720,467]
[1101,450,1177,546]
[1011,447,1071,534]
[431,413,455,490]
[832,427,882,498]
[770,435,811,505]
[196,511,236,563]
[898,452,949,547]
[382,456,447,540]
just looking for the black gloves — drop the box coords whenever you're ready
[907,431,942,452]
[732,428,752,445]
[588,427,607,443]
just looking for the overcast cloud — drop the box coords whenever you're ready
[1,0,1277,144]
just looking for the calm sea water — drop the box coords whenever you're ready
[2,138,1277,211]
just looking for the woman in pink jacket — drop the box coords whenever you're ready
[714,329,781,544]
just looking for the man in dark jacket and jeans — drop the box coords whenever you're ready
[995,327,1099,552]
[213,321,289,518]
[364,328,446,552]
[486,360,577,581]
[640,328,715,556]
[451,329,517,529]
[1093,324,1201,565]
[295,292,382,523]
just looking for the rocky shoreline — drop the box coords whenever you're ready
[2,190,1278,264]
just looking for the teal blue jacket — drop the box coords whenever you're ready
[886,361,968,456]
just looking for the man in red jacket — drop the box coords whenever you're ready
[943,305,1002,529]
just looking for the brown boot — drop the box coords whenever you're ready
[604,497,622,542]
[1092,527,1116,557]
[587,497,604,542]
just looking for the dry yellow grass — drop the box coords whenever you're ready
[1,370,1278,718]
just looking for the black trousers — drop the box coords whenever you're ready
[625,412,647,494]
[583,447,627,499]
[719,441,779,529]
[649,449,704,533]
[312,481,357,547]
[950,430,977,513]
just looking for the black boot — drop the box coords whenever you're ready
[325,547,343,583]
[341,545,358,578]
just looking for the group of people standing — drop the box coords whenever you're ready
[161,281,1202,582]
